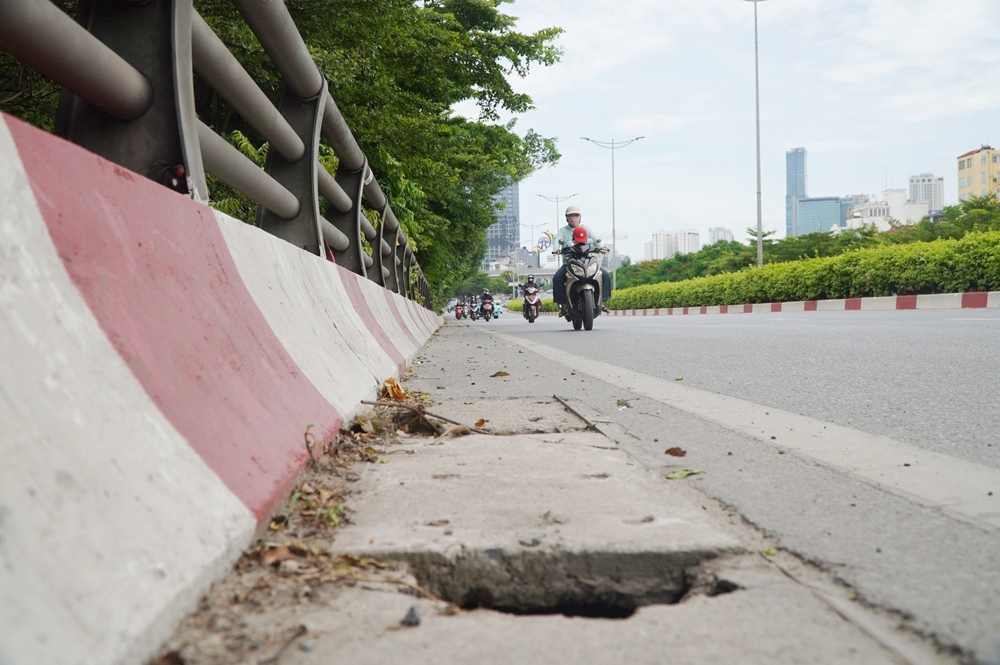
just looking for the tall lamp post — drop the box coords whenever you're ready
[581,136,644,290]
[537,193,578,236]
[747,0,766,267]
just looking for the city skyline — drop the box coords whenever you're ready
[454,0,999,261]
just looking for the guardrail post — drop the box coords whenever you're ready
[54,0,207,201]
[326,158,369,276]
[257,78,326,255]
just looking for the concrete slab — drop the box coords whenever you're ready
[333,431,740,611]
[417,396,588,434]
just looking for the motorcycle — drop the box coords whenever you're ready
[522,285,541,323]
[455,303,465,320]
[556,240,607,331]
[481,299,495,322]
[469,302,479,321]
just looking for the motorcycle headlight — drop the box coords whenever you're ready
[586,262,599,278]
[569,263,586,278]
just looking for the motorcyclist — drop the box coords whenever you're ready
[479,288,494,316]
[552,205,611,315]
[521,274,540,317]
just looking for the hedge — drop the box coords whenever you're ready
[506,298,559,313]
[607,232,1000,309]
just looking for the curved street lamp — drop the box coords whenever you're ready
[746,0,766,267]
[581,136,644,290]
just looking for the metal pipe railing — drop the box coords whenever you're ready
[363,252,373,269]
[321,95,365,171]
[231,0,323,101]
[191,12,304,163]
[316,163,352,214]
[381,238,392,256]
[198,121,300,219]
[0,0,153,121]
[321,218,350,252]
[360,216,377,241]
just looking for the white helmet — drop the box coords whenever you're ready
[565,205,582,216]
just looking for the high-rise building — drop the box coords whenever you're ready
[648,230,700,259]
[909,174,944,213]
[708,227,734,244]
[786,147,808,237]
[482,181,519,269]
[796,197,842,235]
[957,145,999,202]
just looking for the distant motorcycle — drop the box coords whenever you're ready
[522,285,541,323]
[455,303,465,320]
[481,299,495,322]
[556,240,607,331]
[469,302,479,321]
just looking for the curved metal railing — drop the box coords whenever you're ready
[0,0,431,307]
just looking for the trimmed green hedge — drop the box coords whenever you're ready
[506,298,559,313]
[608,232,1000,309]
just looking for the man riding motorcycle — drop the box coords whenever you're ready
[479,289,495,320]
[521,274,541,320]
[553,205,612,316]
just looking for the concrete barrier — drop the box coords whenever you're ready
[0,114,440,665]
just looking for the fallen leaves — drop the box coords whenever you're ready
[475,418,487,427]
[382,377,406,400]
[665,469,705,480]
[665,447,687,457]
[490,371,510,377]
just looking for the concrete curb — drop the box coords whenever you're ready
[0,114,440,665]
[608,292,1000,317]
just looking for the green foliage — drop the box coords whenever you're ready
[608,232,1000,309]
[453,272,508,297]
[506,298,557,312]
[1,0,562,308]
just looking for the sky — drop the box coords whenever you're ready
[457,0,1000,263]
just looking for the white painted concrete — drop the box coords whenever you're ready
[0,120,256,665]
[214,213,398,416]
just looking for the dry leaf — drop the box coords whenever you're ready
[444,425,472,437]
[300,482,316,494]
[426,519,450,527]
[382,377,406,400]
[261,546,296,566]
[475,418,487,427]
[665,447,687,457]
[490,371,510,377]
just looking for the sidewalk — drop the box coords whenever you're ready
[156,322,950,664]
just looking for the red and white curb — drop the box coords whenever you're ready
[608,292,1000,317]
[0,114,440,665]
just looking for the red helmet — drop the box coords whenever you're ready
[572,226,589,244]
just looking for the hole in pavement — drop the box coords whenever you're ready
[389,549,718,620]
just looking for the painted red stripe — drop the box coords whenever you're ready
[668,308,674,315]
[682,307,690,315]
[744,304,753,313]
[962,292,988,308]
[771,302,782,312]
[846,298,862,310]
[383,290,420,349]
[341,272,406,372]
[804,300,818,311]
[700,306,707,314]
[642,309,647,316]
[8,116,341,523]
[720,305,729,314]
[896,295,918,310]
[654,308,660,316]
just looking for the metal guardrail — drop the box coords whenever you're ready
[0,0,431,307]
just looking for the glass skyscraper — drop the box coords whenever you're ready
[786,148,807,236]
[483,180,520,268]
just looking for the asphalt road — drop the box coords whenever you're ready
[434,309,1000,662]
[486,308,1000,469]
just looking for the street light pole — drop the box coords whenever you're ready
[746,0,766,267]
[537,193,579,237]
[581,136,643,290]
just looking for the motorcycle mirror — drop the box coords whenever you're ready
[557,239,564,246]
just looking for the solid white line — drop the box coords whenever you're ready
[482,328,1000,532]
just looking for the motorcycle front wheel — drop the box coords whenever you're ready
[528,308,536,323]
[582,290,595,331]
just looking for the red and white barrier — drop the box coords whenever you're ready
[0,114,440,665]
[608,292,1000,317]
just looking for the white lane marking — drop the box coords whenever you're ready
[482,328,1000,531]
